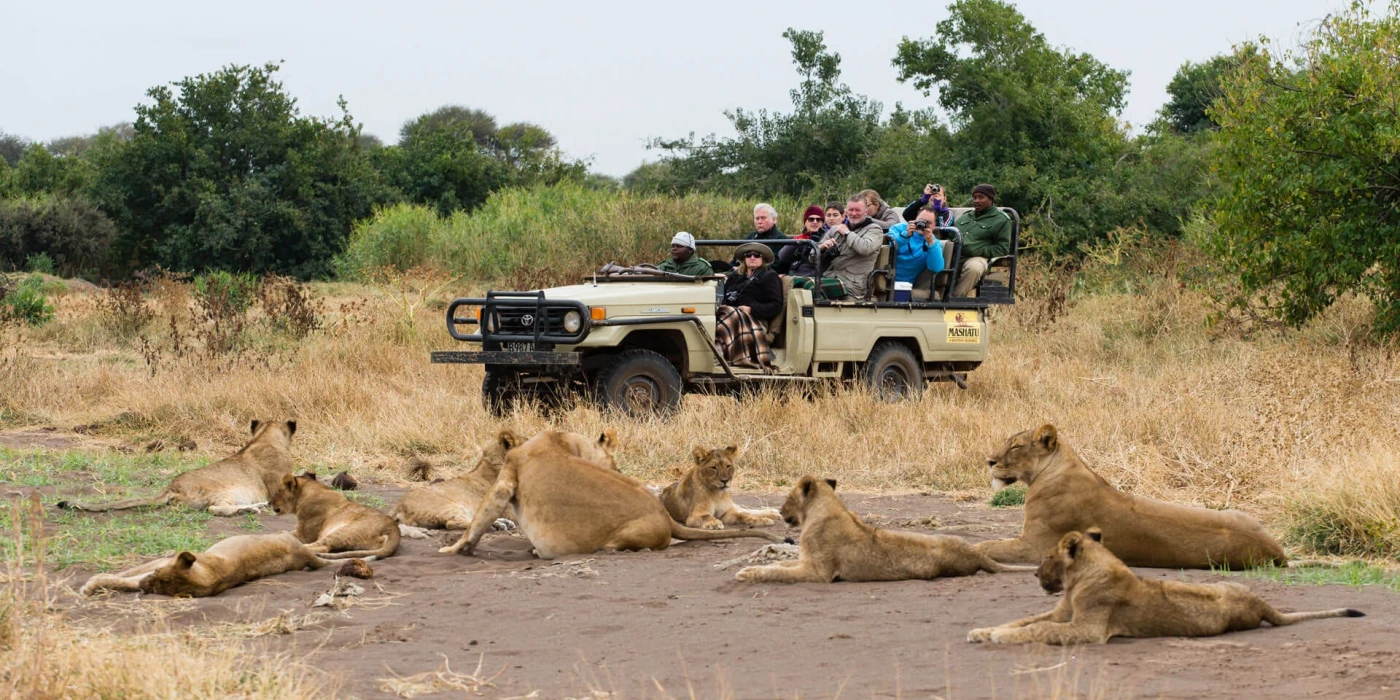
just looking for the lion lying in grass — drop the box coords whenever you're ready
[973,424,1289,569]
[736,476,1033,583]
[661,445,780,530]
[58,420,297,516]
[967,528,1364,645]
[391,429,617,531]
[440,430,784,559]
[272,473,400,559]
[79,532,333,597]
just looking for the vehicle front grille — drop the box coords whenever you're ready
[493,307,568,337]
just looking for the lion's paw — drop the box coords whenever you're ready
[735,566,761,583]
[966,627,995,643]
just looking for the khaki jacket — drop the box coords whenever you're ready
[819,218,885,298]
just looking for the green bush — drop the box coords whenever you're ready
[336,185,804,287]
[0,275,55,327]
[989,484,1027,508]
[25,252,55,275]
[0,195,117,276]
[193,271,259,315]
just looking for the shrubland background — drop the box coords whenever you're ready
[0,1,1397,558]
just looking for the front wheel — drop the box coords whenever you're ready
[594,349,683,416]
[863,341,924,401]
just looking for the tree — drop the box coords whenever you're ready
[89,63,387,278]
[376,127,508,216]
[0,131,28,167]
[11,144,93,196]
[400,105,498,148]
[47,123,134,157]
[893,0,1133,251]
[1205,1,1400,332]
[1159,51,1256,134]
[645,28,884,196]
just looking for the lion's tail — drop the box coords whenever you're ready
[1267,608,1365,626]
[983,561,1038,574]
[316,530,402,560]
[56,491,174,512]
[669,521,786,544]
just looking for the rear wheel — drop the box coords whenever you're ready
[863,341,924,401]
[594,349,683,416]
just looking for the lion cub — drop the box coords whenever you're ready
[80,532,330,597]
[967,529,1364,645]
[272,473,401,559]
[736,476,1033,584]
[58,420,297,516]
[391,429,617,530]
[660,445,780,530]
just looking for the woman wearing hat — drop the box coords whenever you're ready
[717,242,783,371]
[775,205,824,277]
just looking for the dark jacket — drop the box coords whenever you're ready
[722,266,783,322]
[775,232,821,276]
[901,197,953,227]
[744,226,788,259]
[953,207,1013,259]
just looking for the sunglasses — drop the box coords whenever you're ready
[742,252,765,259]
[806,216,823,222]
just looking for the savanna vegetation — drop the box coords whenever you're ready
[1,1,1398,696]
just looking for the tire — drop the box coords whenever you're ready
[594,349,683,417]
[863,341,924,401]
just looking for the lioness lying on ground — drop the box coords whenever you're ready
[80,532,332,597]
[272,473,400,559]
[661,445,781,530]
[973,424,1288,569]
[391,429,618,530]
[440,430,785,559]
[967,529,1364,645]
[58,420,297,516]
[736,476,1033,583]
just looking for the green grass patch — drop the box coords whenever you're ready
[345,491,386,510]
[0,448,218,570]
[1221,562,1400,593]
[989,484,1027,508]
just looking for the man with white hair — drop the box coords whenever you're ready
[657,231,713,276]
[743,203,788,258]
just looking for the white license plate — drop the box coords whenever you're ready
[503,342,532,352]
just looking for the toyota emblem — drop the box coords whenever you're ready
[520,314,535,326]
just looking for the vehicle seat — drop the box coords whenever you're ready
[865,237,894,301]
[930,239,957,300]
[764,275,795,348]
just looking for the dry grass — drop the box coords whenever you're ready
[0,499,334,699]
[1,260,1398,555]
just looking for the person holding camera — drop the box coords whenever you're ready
[887,208,946,301]
[716,242,783,371]
[902,183,953,227]
[775,205,825,277]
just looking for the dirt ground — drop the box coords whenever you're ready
[47,485,1400,699]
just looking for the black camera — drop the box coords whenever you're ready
[724,290,741,305]
[913,219,931,230]
[931,184,942,194]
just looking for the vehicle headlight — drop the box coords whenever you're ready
[563,310,582,333]
[479,309,497,332]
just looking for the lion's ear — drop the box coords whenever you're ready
[824,478,837,491]
[498,430,521,450]
[250,420,261,435]
[1086,527,1103,543]
[1033,424,1058,451]
[1064,532,1083,560]
[598,429,619,452]
[282,474,298,490]
[175,552,197,569]
[723,444,739,460]
[800,476,817,498]
[691,445,710,463]
[285,420,297,436]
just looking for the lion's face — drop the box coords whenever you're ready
[779,476,837,528]
[572,429,620,471]
[987,424,1059,490]
[270,473,315,515]
[140,552,214,597]
[1037,528,1102,595]
[691,445,739,491]
[470,431,522,479]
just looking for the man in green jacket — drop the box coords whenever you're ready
[952,184,1012,297]
[658,231,713,276]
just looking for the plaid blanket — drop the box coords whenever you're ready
[716,305,775,371]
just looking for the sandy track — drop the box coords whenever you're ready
[63,488,1400,699]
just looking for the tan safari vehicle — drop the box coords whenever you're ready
[432,209,1020,416]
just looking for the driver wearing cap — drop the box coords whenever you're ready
[657,231,714,277]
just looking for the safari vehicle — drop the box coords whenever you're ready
[432,208,1020,416]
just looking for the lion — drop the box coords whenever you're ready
[967,528,1364,645]
[391,429,618,530]
[439,429,785,559]
[79,532,333,597]
[660,445,781,530]
[735,476,1034,583]
[972,424,1288,569]
[271,473,400,559]
[57,420,297,516]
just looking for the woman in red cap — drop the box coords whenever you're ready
[775,204,825,277]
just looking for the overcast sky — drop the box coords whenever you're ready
[3,0,1341,176]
